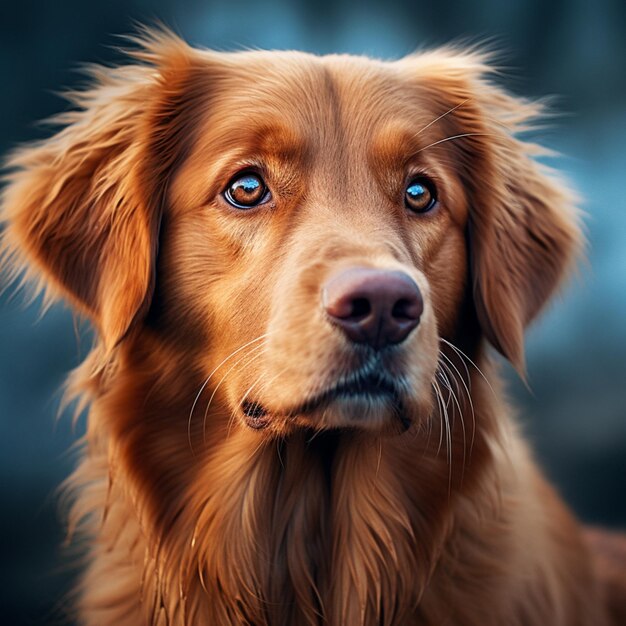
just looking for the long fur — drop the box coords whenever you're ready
[1,28,623,625]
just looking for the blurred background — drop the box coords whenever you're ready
[0,0,624,623]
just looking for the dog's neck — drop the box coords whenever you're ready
[77,331,501,625]
[144,431,460,624]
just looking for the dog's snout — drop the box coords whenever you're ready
[322,267,423,349]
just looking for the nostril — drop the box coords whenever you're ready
[392,298,413,320]
[392,296,423,321]
[349,297,371,320]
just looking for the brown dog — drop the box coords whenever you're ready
[1,28,624,625]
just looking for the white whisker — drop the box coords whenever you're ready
[187,333,271,453]
[227,365,290,438]
[416,132,494,154]
[207,345,269,441]
[413,98,470,137]
[439,348,477,454]
[431,381,445,457]
[437,376,453,495]
[439,357,467,480]
[438,364,461,442]
[434,377,452,475]
[439,337,495,397]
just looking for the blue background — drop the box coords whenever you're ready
[1,1,625,623]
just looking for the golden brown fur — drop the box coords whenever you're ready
[1,28,623,625]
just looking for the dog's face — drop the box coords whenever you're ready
[165,52,470,434]
[1,34,580,438]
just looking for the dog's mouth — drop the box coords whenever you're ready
[241,369,409,430]
[294,371,401,414]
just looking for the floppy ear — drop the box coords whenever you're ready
[468,124,581,375]
[404,50,582,373]
[0,30,198,352]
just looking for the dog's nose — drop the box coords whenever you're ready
[322,267,423,349]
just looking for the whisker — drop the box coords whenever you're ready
[439,348,477,455]
[305,419,327,444]
[227,365,290,438]
[434,376,452,471]
[435,376,453,495]
[187,332,272,454]
[206,345,269,441]
[439,358,467,480]
[412,98,470,138]
[438,355,463,415]
[438,369,453,413]
[276,438,285,469]
[225,371,265,438]
[444,341,471,390]
[439,337,495,397]
[416,132,495,155]
[431,381,445,457]
[438,365,460,442]
[226,368,270,438]
[438,359,461,401]
[420,384,436,451]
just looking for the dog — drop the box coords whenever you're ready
[1,28,624,626]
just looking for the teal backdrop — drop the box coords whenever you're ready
[0,0,625,623]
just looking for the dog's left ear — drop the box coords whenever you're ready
[468,125,582,375]
[401,50,582,373]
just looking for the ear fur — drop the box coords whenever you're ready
[401,49,583,373]
[0,28,199,352]
[470,136,582,375]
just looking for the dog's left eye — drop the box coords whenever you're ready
[405,177,437,213]
[224,172,270,209]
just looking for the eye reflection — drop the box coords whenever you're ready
[224,172,269,209]
[405,177,437,213]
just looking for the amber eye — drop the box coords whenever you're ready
[224,172,269,209]
[405,177,437,213]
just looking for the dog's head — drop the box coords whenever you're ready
[1,31,580,436]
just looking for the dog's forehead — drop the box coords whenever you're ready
[199,51,436,151]
[172,51,463,214]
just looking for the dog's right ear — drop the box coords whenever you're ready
[1,29,202,352]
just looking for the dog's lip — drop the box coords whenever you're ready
[241,400,270,429]
[241,368,410,429]
[286,370,402,416]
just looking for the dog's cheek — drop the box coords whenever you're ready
[422,226,468,339]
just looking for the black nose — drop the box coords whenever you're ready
[322,267,423,349]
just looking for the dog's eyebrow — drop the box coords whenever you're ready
[368,122,428,170]
[253,122,310,160]
[196,119,313,202]
[207,119,311,166]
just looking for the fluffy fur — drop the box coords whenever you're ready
[1,28,624,625]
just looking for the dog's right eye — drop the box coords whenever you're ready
[224,172,270,209]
